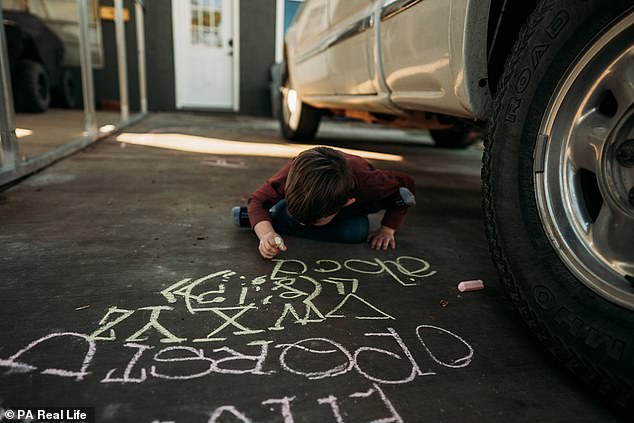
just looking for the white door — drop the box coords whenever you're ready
[173,0,237,110]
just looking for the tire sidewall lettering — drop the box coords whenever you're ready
[547,10,571,39]
[533,285,557,310]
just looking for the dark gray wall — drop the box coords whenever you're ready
[239,0,277,116]
[92,0,174,113]
[95,0,140,112]
[144,0,176,112]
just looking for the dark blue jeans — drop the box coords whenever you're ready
[270,199,373,244]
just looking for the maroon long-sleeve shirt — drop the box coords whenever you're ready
[247,153,415,231]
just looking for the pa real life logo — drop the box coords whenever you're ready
[3,408,89,421]
[2,408,16,420]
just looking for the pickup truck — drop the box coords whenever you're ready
[280,0,634,412]
[3,10,76,112]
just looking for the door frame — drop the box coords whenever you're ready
[172,0,240,112]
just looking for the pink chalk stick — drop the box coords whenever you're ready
[458,280,484,292]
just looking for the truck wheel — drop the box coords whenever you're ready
[52,68,78,109]
[483,0,634,411]
[429,127,476,149]
[14,60,50,113]
[279,64,321,141]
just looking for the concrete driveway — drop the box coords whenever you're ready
[0,113,623,422]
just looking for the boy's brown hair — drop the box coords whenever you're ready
[285,147,355,225]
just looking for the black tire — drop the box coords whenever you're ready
[484,0,634,412]
[52,68,78,109]
[279,64,321,141]
[14,59,50,113]
[429,127,474,149]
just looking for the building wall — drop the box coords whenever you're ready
[95,0,141,112]
[92,0,276,115]
[144,0,176,112]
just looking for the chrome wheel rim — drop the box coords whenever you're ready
[535,12,634,310]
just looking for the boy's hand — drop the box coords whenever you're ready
[254,221,287,259]
[258,231,287,259]
[368,226,396,250]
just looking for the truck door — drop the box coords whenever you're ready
[291,0,334,95]
[327,0,376,94]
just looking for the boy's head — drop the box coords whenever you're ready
[285,147,355,226]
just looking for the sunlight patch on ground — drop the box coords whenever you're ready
[115,132,404,162]
[16,128,33,138]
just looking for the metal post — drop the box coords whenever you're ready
[0,8,18,172]
[275,0,284,64]
[232,0,240,112]
[135,0,147,114]
[77,0,98,137]
[114,0,129,121]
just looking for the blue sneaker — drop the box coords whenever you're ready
[231,206,250,228]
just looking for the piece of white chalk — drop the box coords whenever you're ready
[274,236,282,246]
[458,280,484,292]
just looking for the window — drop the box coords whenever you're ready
[191,0,222,47]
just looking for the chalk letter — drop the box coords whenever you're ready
[193,305,264,342]
[324,278,394,320]
[160,277,193,303]
[383,256,436,280]
[271,259,307,279]
[313,259,342,273]
[102,343,152,383]
[317,395,344,423]
[354,328,430,384]
[211,341,274,375]
[126,306,186,344]
[208,406,252,423]
[416,325,473,368]
[90,307,135,341]
[262,396,295,423]
[349,383,404,423]
[277,338,353,380]
[150,346,215,380]
[163,270,234,314]
[0,332,96,381]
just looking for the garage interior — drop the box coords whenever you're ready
[0,1,630,422]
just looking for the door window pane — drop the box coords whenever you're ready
[190,0,222,46]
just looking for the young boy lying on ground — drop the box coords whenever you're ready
[233,146,415,259]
